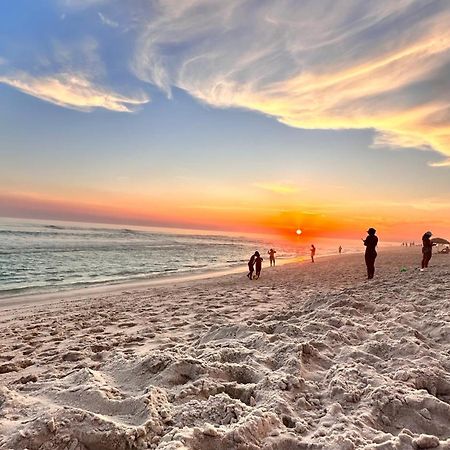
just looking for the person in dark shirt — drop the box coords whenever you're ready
[363,228,378,279]
[421,231,435,270]
[247,252,256,279]
[268,249,276,266]
[254,251,263,279]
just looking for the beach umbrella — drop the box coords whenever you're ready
[431,237,450,245]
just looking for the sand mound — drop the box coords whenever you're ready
[1,250,450,449]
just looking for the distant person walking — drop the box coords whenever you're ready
[268,248,276,266]
[421,231,435,271]
[310,245,316,263]
[338,245,342,254]
[254,251,263,279]
[247,252,256,279]
[363,228,378,279]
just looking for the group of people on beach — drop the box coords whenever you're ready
[247,244,318,280]
[247,251,263,280]
[247,229,439,281]
[247,249,277,279]
[363,228,436,279]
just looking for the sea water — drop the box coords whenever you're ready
[0,218,366,298]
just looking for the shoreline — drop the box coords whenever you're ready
[0,245,405,310]
[0,250,355,310]
[2,247,448,449]
[0,246,412,311]
[1,218,402,307]
[0,256,300,309]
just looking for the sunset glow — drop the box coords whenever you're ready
[1,1,450,241]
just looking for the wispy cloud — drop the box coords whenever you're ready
[428,158,450,168]
[131,0,450,165]
[98,12,118,28]
[0,23,148,113]
[60,0,109,9]
[253,182,298,195]
[0,72,149,112]
[4,0,450,159]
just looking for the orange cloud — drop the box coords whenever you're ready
[133,1,450,166]
[0,72,149,112]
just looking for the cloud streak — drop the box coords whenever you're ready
[3,0,450,160]
[131,0,450,165]
[253,182,298,195]
[0,72,149,112]
[98,12,119,28]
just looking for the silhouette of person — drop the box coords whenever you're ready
[310,245,316,263]
[254,251,263,279]
[363,228,378,279]
[247,252,256,279]
[338,245,342,254]
[268,248,276,266]
[421,231,435,270]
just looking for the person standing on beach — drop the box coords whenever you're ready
[339,245,342,254]
[421,231,435,271]
[310,245,316,263]
[247,252,256,279]
[363,228,378,279]
[268,248,276,266]
[254,251,263,279]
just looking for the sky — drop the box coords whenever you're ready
[1,0,450,241]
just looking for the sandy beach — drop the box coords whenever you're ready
[1,247,450,450]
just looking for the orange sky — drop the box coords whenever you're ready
[1,2,450,242]
[2,187,450,242]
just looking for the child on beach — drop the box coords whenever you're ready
[310,245,316,263]
[254,251,263,279]
[247,252,256,279]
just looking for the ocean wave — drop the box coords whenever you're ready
[2,220,364,298]
[44,224,65,230]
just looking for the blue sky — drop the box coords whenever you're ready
[1,1,450,238]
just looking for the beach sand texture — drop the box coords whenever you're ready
[1,248,449,450]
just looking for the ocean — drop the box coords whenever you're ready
[0,218,367,298]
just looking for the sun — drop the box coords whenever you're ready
[296,229,302,235]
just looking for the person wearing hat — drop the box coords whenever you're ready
[363,228,378,279]
[421,231,436,270]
